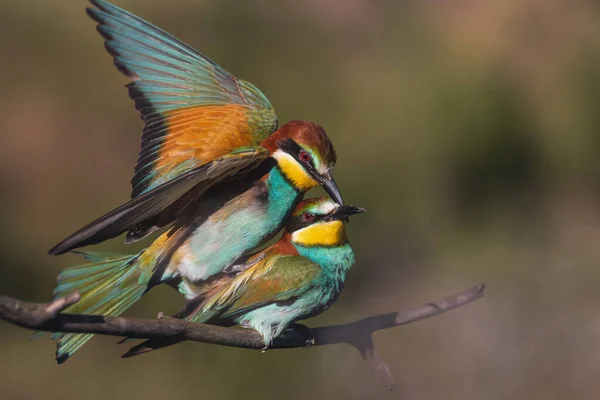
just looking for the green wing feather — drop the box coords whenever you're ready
[192,255,322,322]
[87,0,278,197]
[87,0,274,112]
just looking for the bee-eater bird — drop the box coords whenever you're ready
[48,198,363,362]
[45,1,348,363]
[49,0,343,254]
[120,197,365,357]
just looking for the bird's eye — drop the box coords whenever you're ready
[303,212,315,222]
[299,150,311,163]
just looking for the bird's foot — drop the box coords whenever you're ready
[156,312,180,322]
[240,321,270,352]
[287,323,314,348]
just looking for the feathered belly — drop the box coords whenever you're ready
[234,290,336,344]
[170,188,296,283]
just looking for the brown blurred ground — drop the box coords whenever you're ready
[2,0,600,399]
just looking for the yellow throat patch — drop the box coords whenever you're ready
[292,220,347,247]
[273,150,318,191]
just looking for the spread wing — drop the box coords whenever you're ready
[87,0,278,197]
[49,1,282,254]
[49,147,270,255]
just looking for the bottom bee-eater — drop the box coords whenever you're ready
[121,197,365,357]
[46,198,363,362]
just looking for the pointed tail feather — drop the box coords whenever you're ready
[120,312,195,357]
[121,309,225,358]
[56,286,145,364]
[122,336,185,358]
[44,252,148,363]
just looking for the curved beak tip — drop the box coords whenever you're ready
[335,205,367,222]
[321,175,343,205]
[345,205,366,216]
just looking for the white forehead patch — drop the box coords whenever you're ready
[303,147,330,176]
[311,199,338,215]
[317,164,330,175]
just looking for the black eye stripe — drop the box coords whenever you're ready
[286,212,327,232]
[277,139,316,169]
[277,138,300,155]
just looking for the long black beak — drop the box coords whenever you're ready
[329,205,367,222]
[316,172,344,205]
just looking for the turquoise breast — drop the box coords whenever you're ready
[173,166,302,283]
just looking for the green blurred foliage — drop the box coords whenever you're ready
[2,0,600,399]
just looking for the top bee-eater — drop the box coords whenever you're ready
[49,0,343,257]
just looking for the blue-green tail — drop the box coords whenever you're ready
[49,251,146,364]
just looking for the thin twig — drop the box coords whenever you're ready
[0,283,485,390]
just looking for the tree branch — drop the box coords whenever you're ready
[0,283,485,391]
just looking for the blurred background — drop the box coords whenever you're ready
[1,0,600,398]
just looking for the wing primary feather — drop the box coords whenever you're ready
[49,148,269,255]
